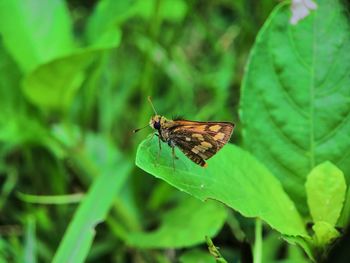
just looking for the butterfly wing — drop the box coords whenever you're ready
[168,121,234,166]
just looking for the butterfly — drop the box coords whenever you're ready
[134,97,234,168]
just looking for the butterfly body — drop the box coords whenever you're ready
[149,114,234,167]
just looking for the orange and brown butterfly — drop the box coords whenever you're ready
[134,97,234,168]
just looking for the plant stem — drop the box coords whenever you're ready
[253,219,262,263]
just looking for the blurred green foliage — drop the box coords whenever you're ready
[1,0,350,262]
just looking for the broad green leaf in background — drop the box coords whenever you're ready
[136,137,307,237]
[127,197,227,248]
[52,134,131,263]
[305,161,346,226]
[240,0,350,213]
[22,31,121,111]
[0,0,74,73]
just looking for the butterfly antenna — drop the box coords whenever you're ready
[148,96,158,115]
[133,123,149,133]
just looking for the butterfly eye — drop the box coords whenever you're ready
[153,121,161,130]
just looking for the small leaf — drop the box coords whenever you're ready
[136,137,308,237]
[305,161,346,226]
[312,221,340,247]
[127,197,226,248]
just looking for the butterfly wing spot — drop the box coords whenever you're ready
[191,142,213,159]
[209,125,221,132]
[191,147,199,154]
[213,132,225,141]
[192,133,204,141]
[201,141,213,148]
[196,125,208,131]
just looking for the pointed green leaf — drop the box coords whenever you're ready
[240,0,350,213]
[305,161,346,225]
[136,137,307,237]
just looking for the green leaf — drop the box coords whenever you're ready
[0,0,74,73]
[136,137,307,237]
[240,0,350,213]
[127,197,226,248]
[312,221,340,247]
[305,161,346,225]
[22,31,121,111]
[52,134,131,263]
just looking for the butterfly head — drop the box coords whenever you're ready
[149,115,167,130]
